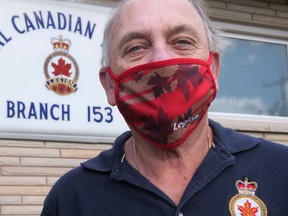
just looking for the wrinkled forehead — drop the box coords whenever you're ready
[119,0,194,9]
[115,0,201,26]
[112,0,206,38]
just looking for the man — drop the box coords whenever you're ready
[41,0,288,215]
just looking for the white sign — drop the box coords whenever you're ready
[0,0,129,143]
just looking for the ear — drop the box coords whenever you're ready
[99,67,116,106]
[211,52,220,90]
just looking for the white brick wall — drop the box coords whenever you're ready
[0,140,111,215]
[0,0,287,215]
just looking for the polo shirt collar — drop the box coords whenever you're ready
[81,131,129,172]
[81,119,261,172]
[209,119,260,154]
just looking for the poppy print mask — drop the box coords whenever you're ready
[106,53,217,149]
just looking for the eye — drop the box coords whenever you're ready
[169,34,197,51]
[127,45,143,53]
[122,40,149,58]
[173,38,195,49]
[176,39,191,45]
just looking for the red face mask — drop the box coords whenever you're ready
[106,53,217,149]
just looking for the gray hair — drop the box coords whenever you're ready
[101,0,226,67]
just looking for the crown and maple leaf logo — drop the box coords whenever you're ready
[44,35,79,95]
[229,178,267,216]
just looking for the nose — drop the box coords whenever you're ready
[150,44,175,62]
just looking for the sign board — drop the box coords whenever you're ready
[0,0,129,143]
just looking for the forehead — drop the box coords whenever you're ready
[119,0,196,15]
[112,0,206,38]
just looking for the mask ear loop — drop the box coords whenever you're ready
[206,52,218,101]
[106,67,120,106]
[207,52,214,65]
[106,67,117,80]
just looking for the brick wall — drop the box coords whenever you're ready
[0,140,111,215]
[207,0,288,30]
[0,0,287,215]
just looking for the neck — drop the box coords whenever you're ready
[124,116,213,204]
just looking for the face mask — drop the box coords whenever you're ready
[106,53,217,149]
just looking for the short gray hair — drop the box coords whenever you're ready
[101,0,226,67]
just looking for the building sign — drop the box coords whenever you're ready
[0,0,129,143]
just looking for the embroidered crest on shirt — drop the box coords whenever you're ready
[229,177,267,216]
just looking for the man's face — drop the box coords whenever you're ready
[109,0,210,75]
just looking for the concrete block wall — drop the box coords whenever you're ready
[0,0,287,215]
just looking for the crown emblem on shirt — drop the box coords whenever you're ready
[51,35,71,51]
[236,177,258,195]
[229,177,267,216]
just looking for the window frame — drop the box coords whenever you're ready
[210,21,288,133]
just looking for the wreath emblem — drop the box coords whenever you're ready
[229,177,267,216]
[44,35,79,95]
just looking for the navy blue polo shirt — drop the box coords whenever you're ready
[41,120,288,215]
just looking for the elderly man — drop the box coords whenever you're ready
[41,0,288,215]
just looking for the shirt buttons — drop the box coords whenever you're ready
[178,212,184,216]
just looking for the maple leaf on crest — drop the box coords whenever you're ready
[51,58,72,77]
[147,73,172,98]
[238,200,258,216]
[172,65,203,101]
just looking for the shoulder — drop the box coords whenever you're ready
[45,166,88,198]
[41,166,84,215]
[252,138,288,162]
[44,131,132,199]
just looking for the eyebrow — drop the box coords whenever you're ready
[117,24,200,51]
[167,24,200,39]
